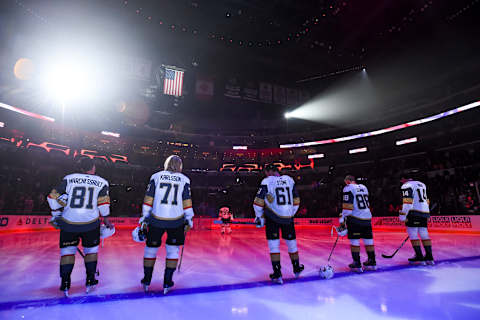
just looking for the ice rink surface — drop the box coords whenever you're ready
[1,227,480,320]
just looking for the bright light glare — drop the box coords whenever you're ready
[101,131,120,138]
[0,121,4,128]
[285,112,291,119]
[396,137,417,145]
[233,146,247,150]
[308,153,325,159]
[349,147,367,154]
[44,63,93,102]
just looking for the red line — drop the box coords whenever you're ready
[143,202,153,207]
[98,202,110,206]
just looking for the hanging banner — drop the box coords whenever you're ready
[259,82,273,103]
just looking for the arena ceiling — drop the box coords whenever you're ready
[0,0,479,138]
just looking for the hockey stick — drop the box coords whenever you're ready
[381,236,409,259]
[213,220,258,225]
[327,234,340,263]
[77,248,100,276]
[177,230,188,273]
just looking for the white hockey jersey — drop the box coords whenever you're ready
[48,173,110,224]
[253,175,300,223]
[341,184,372,220]
[400,180,430,216]
[143,170,193,227]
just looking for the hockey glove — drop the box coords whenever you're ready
[185,217,193,231]
[254,216,265,228]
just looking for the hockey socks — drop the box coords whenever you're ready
[60,255,75,280]
[350,245,361,264]
[84,254,98,279]
[422,239,434,263]
[142,257,156,285]
[410,240,424,258]
[164,267,176,287]
[365,245,376,263]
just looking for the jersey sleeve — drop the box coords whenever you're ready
[47,178,68,209]
[292,184,300,206]
[143,178,156,207]
[97,184,110,207]
[341,187,354,216]
[253,184,267,208]
[400,185,414,215]
[182,182,192,210]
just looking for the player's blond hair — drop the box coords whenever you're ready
[164,155,183,173]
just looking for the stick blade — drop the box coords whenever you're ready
[381,254,394,259]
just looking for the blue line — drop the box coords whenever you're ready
[1,255,479,311]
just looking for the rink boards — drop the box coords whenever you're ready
[0,214,479,233]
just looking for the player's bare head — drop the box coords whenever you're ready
[401,169,420,183]
[164,155,183,173]
[78,157,95,174]
[264,164,280,176]
[344,175,356,184]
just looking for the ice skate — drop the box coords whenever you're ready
[349,262,363,273]
[363,259,377,271]
[408,255,426,265]
[269,271,283,284]
[424,254,435,266]
[163,281,174,295]
[85,278,98,294]
[141,278,150,292]
[293,264,305,278]
[60,277,71,297]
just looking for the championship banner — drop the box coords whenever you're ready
[119,56,152,81]
[224,77,241,99]
[273,85,287,105]
[286,88,298,106]
[259,82,273,103]
[242,81,259,101]
[195,77,214,100]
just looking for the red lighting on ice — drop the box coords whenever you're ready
[0,102,55,122]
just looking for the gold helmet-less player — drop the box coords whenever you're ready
[399,170,434,265]
[139,155,194,294]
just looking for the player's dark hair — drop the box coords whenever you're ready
[77,157,95,172]
[264,164,279,173]
[344,174,355,182]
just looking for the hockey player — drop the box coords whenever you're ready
[139,155,194,294]
[253,164,304,284]
[218,207,233,234]
[339,175,376,272]
[400,171,434,265]
[47,158,113,296]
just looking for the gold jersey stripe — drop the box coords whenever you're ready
[403,198,413,204]
[48,190,60,200]
[97,195,110,205]
[254,197,265,206]
[183,199,193,209]
[343,203,354,210]
[293,197,300,205]
[143,196,154,206]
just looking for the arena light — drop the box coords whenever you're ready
[101,131,120,138]
[396,137,418,146]
[0,102,55,122]
[0,121,4,128]
[349,147,367,154]
[285,112,291,119]
[44,63,93,102]
[233,146,248,150]
[308,153,325,159]
[280,100,480,148]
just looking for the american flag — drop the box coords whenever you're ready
[163,67,184,96]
